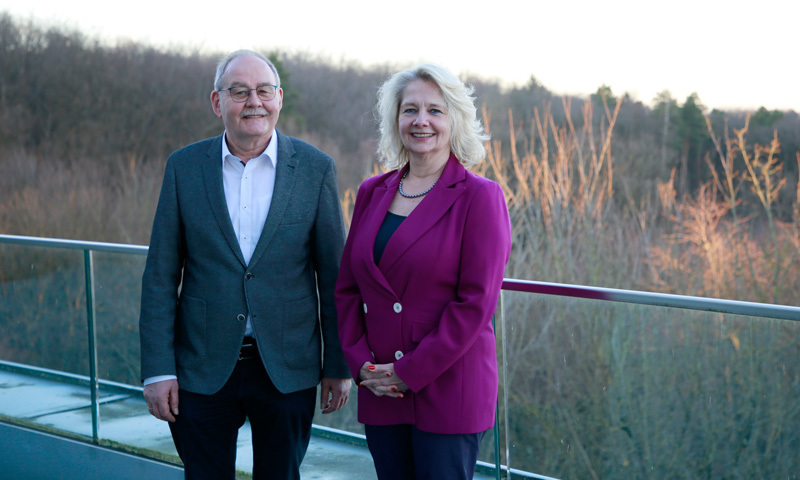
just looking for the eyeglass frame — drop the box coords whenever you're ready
[217,84,280,103]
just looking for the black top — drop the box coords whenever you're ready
[373,211,406,264]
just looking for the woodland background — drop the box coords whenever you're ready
[1,12,799,479]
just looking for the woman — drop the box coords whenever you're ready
[335,64,511,479]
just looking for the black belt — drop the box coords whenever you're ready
[239,336,258,361]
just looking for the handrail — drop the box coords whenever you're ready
[0,234,148,255]
[502,279,800,321]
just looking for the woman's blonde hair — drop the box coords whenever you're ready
[376,64,489,171]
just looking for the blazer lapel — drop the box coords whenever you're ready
[356,173,401,296]
[201,135,247,267]
[248,130,297,267]
[378,155,466,273]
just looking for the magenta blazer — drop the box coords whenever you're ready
[335,154,511,434]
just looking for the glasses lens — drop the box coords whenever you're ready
[229,87,250,102]
[256,86,276,101]
[224,86,276,102]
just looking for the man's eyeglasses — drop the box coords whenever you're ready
[218,85,279,103]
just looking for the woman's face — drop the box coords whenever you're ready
[398,79,451,161]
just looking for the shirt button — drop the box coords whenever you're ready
[393,303,402,313]
[363,303,368,313]
[237,314,246,323]
[245,272,254,280]
[395,350,404,360]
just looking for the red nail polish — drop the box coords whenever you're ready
[368,365,376,370]
[385,372,391,377]
[391,386,397,391]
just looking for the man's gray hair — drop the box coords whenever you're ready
[213,49,281,91]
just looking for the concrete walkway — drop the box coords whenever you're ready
[0,364,495,479]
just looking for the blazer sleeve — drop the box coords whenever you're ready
[139,156,184,381]
[394,181,511,392]
[335,181,376,381]
[312,157,351,379]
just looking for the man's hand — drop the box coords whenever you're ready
[320,377,351,414]
[144,379,180,422]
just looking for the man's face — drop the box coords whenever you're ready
[211,55,283,148]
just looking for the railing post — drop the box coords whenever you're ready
[500,291,511,479]
[83,249,100,443]
[493,313,502,480]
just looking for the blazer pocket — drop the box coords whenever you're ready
[281,294,321,369]
[175,294,207,367]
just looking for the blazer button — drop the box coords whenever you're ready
[363,303,368,313]
[395,350,404,360]
[393,303,402,313]
[237,314,246,323]
[245,272,254,280]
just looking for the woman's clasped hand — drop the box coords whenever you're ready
[358,362,409,398]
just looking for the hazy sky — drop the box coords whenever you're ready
[3,0,797,111]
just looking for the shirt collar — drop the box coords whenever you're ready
[221,131,278,169]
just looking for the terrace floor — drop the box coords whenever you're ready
[0,364,495,479]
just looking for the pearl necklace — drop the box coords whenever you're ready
[398,169,437,198]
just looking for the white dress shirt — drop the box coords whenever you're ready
[221,132,278,267]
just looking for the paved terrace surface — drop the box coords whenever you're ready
[0,364,495,479]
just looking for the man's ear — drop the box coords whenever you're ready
[210,90,222,118]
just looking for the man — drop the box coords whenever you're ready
[139,49,351,480]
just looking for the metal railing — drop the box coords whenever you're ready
[1,235,147,443]
[495,278,800,479]
[501,279,800,322]
[2,233,799,479]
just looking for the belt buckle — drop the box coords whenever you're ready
[239,339,256,361]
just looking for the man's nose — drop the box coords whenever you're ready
[245,89,262,106]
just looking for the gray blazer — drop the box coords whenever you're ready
[139,131,349,395]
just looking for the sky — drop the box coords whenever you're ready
[2,0,798,112]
